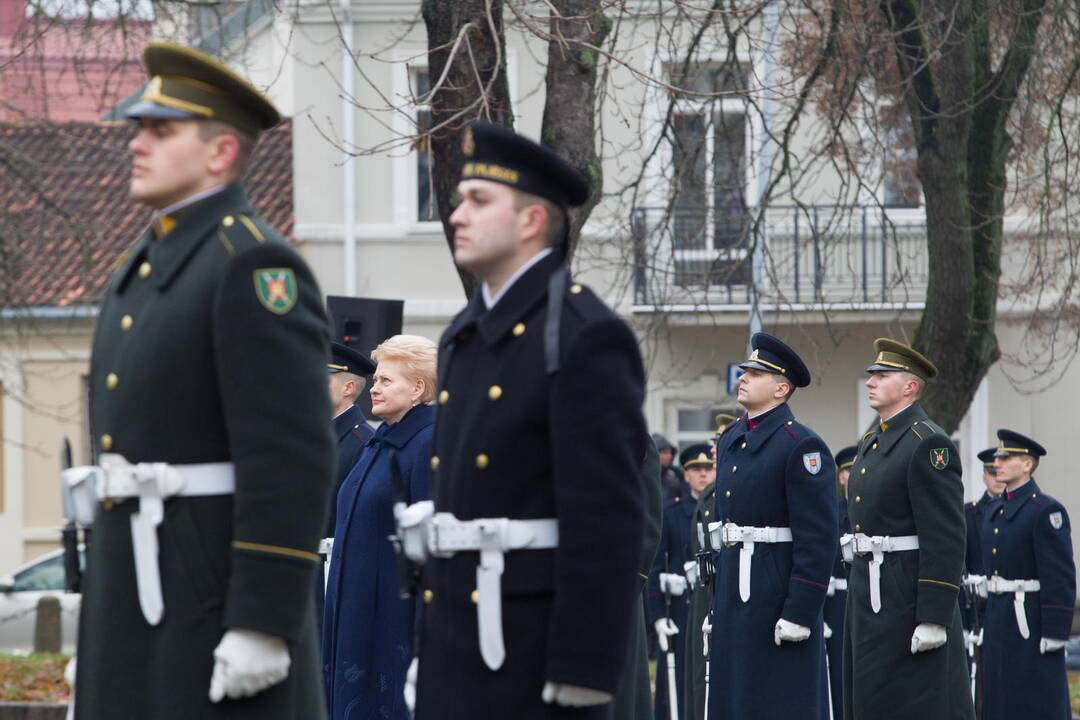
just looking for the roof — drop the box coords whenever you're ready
[0,119,293,309]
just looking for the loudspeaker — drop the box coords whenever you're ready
[326,296,405,421]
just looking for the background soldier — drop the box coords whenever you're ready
[980,429,1076,720]
[648,443,715,720]
[709,333,837,720]
[843,339,973,720]
[962,446,1000,717]
[413,121,647,719]
[74,43,333,718]
[823,445,855,719]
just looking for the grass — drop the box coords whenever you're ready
[0,653,70,703]
[1070,672,1080,717]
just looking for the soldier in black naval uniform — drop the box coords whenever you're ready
[73,43,333,719]
[843,339,973,720]
[412,122,647,719]
[980,430,1075,720]
[709,333,837,720]
[961,446,1000,716]
[823,445,855,719]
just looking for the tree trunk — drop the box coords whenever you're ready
[422,0,513,298]
[540,1,610,263]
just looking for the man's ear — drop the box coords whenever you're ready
[518,202,549,244]
[207,133,240,177]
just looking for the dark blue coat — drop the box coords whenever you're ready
[708,403,836,720]
[646,489,696,720]
[961,491,995,632]
[322,404,434,720]
[979,480,1075,720]
[330,405,374,535]
[823,496,849,718]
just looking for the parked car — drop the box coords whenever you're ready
[0,548,83,654]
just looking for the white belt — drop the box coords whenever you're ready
[420,511,558,671]
[986,576,1040,639]
[62,453,235,626]
[827,576,848,596]
[840,533,919,613]
[703,522,792,602]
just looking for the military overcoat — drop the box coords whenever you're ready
[979,480,1075,720]
[76,184,334,719]
[842,403,973,720]
[684,482,717,720]
[708,404,836,720]
[646,490,696,720]
[414,252,647,720]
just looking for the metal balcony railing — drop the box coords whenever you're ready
[631,205,929,309]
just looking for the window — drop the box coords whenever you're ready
[412,69,439,223]
[669,61,751,287]
[13,554,64,592]
[880,103,920,208]
[675,405,740,452]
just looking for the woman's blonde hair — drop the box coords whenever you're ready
[371,334,438,404]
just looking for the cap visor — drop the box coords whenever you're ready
[739,360,780,374]
[125,100,201,121]
[865,363,904,374]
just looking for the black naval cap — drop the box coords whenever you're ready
[865,338,938,381]
[738,332,812,388]
[994,429,1047,458]
[460,121,590,209]
[126,42,281,137]
[834,446,858,471]
[680,443,714,469]
[977,447,997,468]
[328,342,376,376]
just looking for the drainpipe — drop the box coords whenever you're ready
[341,0,356,296]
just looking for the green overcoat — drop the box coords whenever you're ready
[842,402,974,720]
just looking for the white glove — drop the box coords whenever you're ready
[963,574,988,599]
[683,560,699,590]
[208,629,291,703]
[404,658,418,712]
[963,630,977,651]
[774,618,811,646]
[659,572,687,597]
[823,622,833,640]
[541,682,613,707]
[976,628,983,647]
[702,615,712,657]
[655,618,679,652]
[1040,637,1067,654]
[910,623,947,654]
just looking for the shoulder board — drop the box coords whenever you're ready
[218,213,268,256]
[860,430,875,442]
[910,420,938,441]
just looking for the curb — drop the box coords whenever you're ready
[0,703,67,719]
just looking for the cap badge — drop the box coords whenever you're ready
[254,268,297,315]
[462,126,475,157]
[930,448,949,470]
[803,452,822,475]
[750,349,760,360]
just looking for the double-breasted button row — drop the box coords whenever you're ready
[437,386,504,404]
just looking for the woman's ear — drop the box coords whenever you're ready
[413,377,427,405]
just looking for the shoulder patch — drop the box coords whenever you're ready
[930,447,949,470]
[253,268,297,314]
[803,452,822,475]
[1050,511,1064,530]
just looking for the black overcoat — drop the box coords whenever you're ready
[414,252,647,720]
[75,184,333,719]
[842,403,973,720]
[683,482,716,720]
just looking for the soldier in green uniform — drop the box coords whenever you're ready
[842,339,974,720]
[683,413,735,720]
[71,43,333,719]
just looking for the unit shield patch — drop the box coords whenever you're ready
[930,448,949,470]
[254,268,297,314]
[1050,511,1064,530]
[803,452,822,475]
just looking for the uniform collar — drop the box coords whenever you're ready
[729,402,794,454]
[333,405,362,441]
[1000,479,1038,520]
[477,251,563,346]
[482,247,554,309]
[977,490,998,509]
[147,183,252,290]
[369,403,435,450]
[873,402,927,455]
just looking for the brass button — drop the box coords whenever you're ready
[855,496,861,503]
[422,589,434,604]
[120,314,134,331]
[430,456,440,471]
[570,284,583,294]
[102,499,114,511]
[854,524,861,532]
[470,589,480,604]
[731,465,737,472]
[860,468,866,475]
[786,421,793,425]
[100,434,113,451]
[993,528,999,535]
[741,442,747,449]
[871,443,877,450]
[992,548,998,555]
[993,570,999,576]
[138,262,151,279]
[476,453,490,470]
[106,373,119,391]
[999,508,1004,515]
[223,215,235,227]
[725,490,731,498]
[438,390,449,405]
[512,323,526,337]
[488,385,503,401]
[704,510,710,518]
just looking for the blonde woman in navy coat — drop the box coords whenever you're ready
[323,335,437,720]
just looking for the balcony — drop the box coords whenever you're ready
[631,205,929,311]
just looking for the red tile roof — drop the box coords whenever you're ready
[0,120,293,308]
